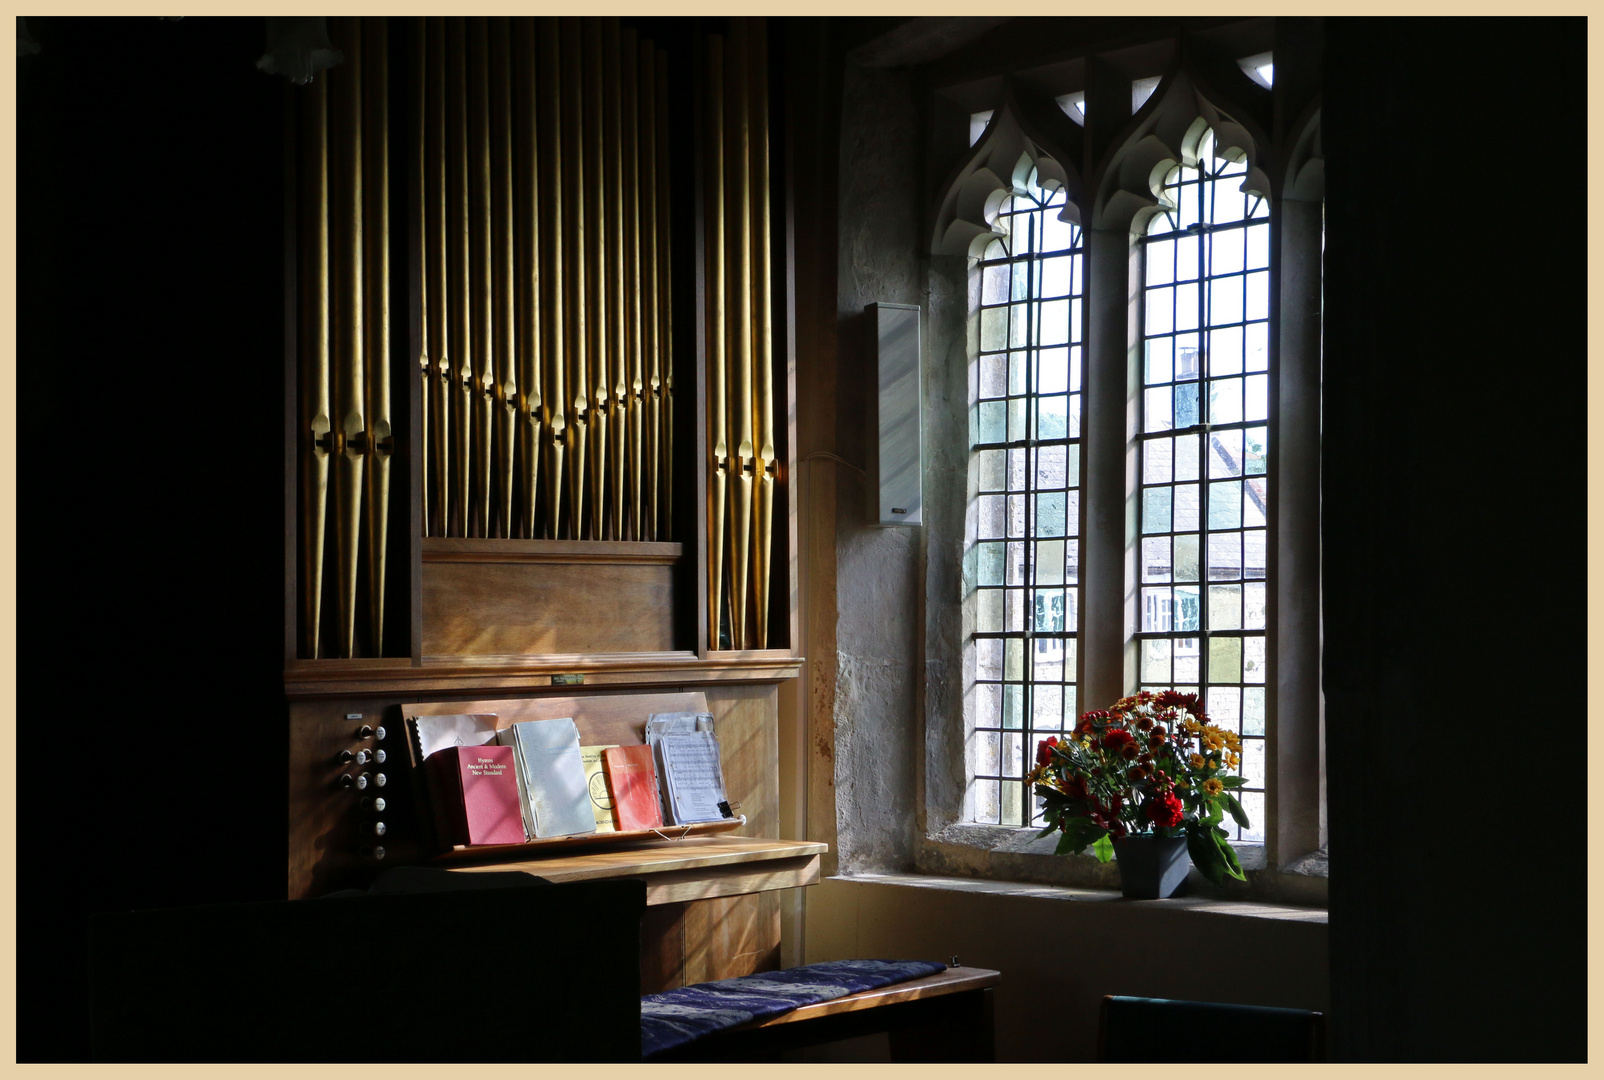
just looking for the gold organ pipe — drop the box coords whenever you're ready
[493,18,517,538]
[639,39,659,543]
[750,17,774,649]
[539,18,566,538]
[560,17,588,539]
[705,34,727,648]
[622,25,644,542]
[604,18,627,542]
[519,17,542,540]
[416,19,429,539]
[603,24,622,542]
[583,18,608,543]
[449,18,472,538]
[364,16,392,655]
[302,70,332,658]
[657,48,672,541]
[470,18,494,538]
[429,17,451,540]
[331,18,366,660]
[725,21,754,651]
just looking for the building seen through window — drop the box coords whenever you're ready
[1135,126,1270,840]
[963,125,1284,843]
[968,167,1084,828]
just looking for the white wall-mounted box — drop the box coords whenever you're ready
[867,302,922,527]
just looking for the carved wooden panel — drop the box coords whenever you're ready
[421,557,677,656]
[638,893,781,992]
[401,690,706,752]
[684,893,781,984]
[704,682,779,840]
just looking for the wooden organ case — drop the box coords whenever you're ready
[283,17,808,991]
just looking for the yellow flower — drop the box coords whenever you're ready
[1202,777,1224,796]
[1189,753,1206,769]
[1203,731,1226,752]
[1184,718,1202,734]
[1224,731,1242,752]
[1226,752,1240,770]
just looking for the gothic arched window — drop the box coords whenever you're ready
[969,167,1086,827]
[1136,125,1270,840]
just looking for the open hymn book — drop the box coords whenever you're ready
[646,713,733,825]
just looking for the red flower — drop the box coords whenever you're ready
[1155,690,1198,712]
[1102,728,1136,754]
[1145,791,1185,828]
[1076,710,1117,738]
[1062,775,1087,801]
[1036,736,1059,768]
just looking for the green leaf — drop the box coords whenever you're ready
[1187,826,1228,883]
[1092,834,1115,863]
[1054,815,1106,856]
[1213,830,1247,881]
[1222,775,1247,789]
[1035,821,1059,840]
[1225,794,1251,829]
[1202,800,1225,828]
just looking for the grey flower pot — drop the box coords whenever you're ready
[1114,834,1191,898]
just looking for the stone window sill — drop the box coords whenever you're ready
[832,869,1328,924]
[909,823,1328,908]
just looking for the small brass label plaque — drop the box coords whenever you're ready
[551,673,585,686]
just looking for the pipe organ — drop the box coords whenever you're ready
[286,17,798,958]
[300,18,395,661]
[409,15,674,545]
[703,20,775,651]
[294,16,782,660]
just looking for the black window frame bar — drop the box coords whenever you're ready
[970,182,1084,827]
[1135,144,1270,836]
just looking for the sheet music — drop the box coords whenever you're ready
[659,730,730,824]
[411,713,500,760]
[646,712,715,824]
[645,711,713,739]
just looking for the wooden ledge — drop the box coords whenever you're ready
[733,967,1001,1029]
[423,537,684,565]
[283,652,805,697]
[446,836,828,905]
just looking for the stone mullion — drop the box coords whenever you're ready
[1271,194,1325,867]
[1079,225,1136,713]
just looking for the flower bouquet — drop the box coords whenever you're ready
[1028,690,1250,890]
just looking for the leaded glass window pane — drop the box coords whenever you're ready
[1136,128,1268,842]
[969,169,1084,827]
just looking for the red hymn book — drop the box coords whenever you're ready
[426,744,527,847]
[603,744,663,832]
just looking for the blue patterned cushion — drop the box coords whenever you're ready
[640,958,950,1058]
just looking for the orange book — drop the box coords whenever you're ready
[603,744,663,832]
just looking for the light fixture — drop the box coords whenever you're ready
[256,16,343,86]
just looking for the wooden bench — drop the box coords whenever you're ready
[650,966,1001,1062]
